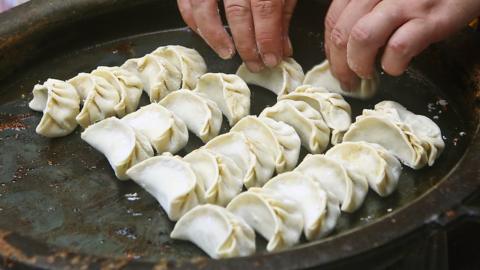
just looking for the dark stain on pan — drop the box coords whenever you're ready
[0,0,479,270]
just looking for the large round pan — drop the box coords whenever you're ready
[0,0,479,269]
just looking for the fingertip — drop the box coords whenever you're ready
[283,36,293,57]
[245,61,265,72]
[262,53,280,68]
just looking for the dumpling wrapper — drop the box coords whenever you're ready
[68,73,98,102]
[160,90,222,143]
[295,154,368,213]
[343,114,428,169]
[236,58,304,96]
[70,74,121,128]
[152,45,207,90]
[81,117,154,180]
[126,155,204,221]
[91,66,143,115]
[263,172,341,240]
[29,79,80,138]
[260,99,330,154]
[184,149,243,206]
[194,73,251,126]
[122,54,182,102]
[304,60,379,99]
[122,103,188,154]
[258,117,301,173]
[372,101,444,166]
[227,188,304,252]
[326,142,402,197]
[280,85,352,144]
[171,204,255,259]
[231,116,278,181]
[205,132,268,189]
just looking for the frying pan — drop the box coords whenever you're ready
[0,0,479,269]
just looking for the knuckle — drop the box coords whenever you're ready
[330,28,348,49]
[350,24,372,45]
[324,13,337,30]
[225,2,250,18]
[387,39,411,58]
[252,0,279,17]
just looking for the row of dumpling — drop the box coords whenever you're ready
[236,58,379,100]
[80,70,253,180]
[28,45,208,138]
[169,140,403,258]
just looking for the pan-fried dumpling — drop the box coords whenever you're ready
[343,115,428,169]
[372,101,444,166]
[75,75,120,129]
[231,116,279,180]
[122,103,188,154]
[81,117,154,180]
[280,85,352,144]
[91,66,143,115]
[263,172,341,240]
[122,54,182,101]
[204,132,267,188]
[68,73,97,102]
[160,90,222,143]
[295,154,368,212]
[326,142,402,197]
[29,79,80,138]
[227,188,304,252]
[258,117,301,172]
[194,73,251,126]
[126,155,204,221]
[236,58,304,96]
[304,60,379,99]
[260,99,330,154]
[171,205,255,259]
[184,149,243,206]
[152,45,207,90]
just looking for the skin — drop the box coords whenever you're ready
[179,0,480,91]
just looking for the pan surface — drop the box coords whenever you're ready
[0,0,479,269]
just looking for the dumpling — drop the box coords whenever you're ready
[258,117,301,173]
[81,117,154,180]
[152,45,207,90]
[326,142,402,197]
[160,90,222,143]
[91,66,143,115]
[68,73,97,102]
[231,116,278,180]
[29,79,80,138]
[122,103,188,154]
[236,58,304,96]
[343,114,428,169]
[226,188,304,252]
[184,149,243,206]
[71,74,121,128]
[295,154,368,213]
[171,205,255,259]
[122,54,182,102]
[280,85,352,144]
[263,172,341,240]
[194,73,251,126]
[204,132,265,188]
[260,99,330,154]
[304,60,379,99]
[126,155,204,221]
[372,101,444,166]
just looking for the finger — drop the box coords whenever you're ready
[177,0,197,31]
[324,0,350,62]
[190,0,236,59]
[329,0,380,89]
[224,0,264,72]
[381,19,435,76]
[282,0,297,57]
[347,1,408,78]
[251,0,283,67]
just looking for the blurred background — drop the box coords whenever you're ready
[0,0,28,12]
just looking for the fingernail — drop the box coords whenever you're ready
[262,53,279,68]
[246,61,265,72]
[218,47,235,60]
[284,37,293,57]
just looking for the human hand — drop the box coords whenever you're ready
[177,0,297,72]
[325,0,480,90]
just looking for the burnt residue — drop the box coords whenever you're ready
[0,113,31,132]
